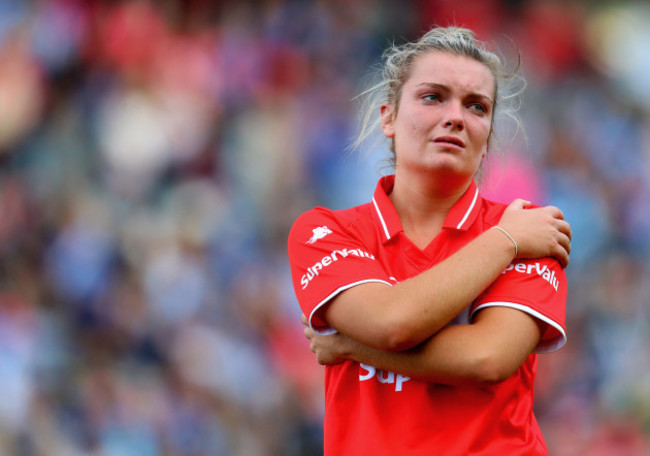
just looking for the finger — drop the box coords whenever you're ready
[544,205,565,220]
[553,238,570,269]
[508,198,529,210]
[554,219,572,240]
[558,232,571,255]
[554,249,569,269]
[300,314,308,326]
[561,250,571,269]
[562,220,572,241]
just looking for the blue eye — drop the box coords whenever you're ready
[423,93,440,102]
[469,103,487,113]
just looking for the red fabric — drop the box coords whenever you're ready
[473,256,567,353]
[287,176,567,455]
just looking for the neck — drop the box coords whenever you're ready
[389,170,472,248]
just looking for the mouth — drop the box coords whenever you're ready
[433,136,465,148]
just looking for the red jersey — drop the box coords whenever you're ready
[287,175,567,455]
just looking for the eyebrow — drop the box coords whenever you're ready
[415,82,494,105]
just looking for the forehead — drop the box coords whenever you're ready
[405,51,495,98]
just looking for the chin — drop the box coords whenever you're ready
[425,158,474,174]
[400,156,479,178]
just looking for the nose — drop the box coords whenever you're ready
[443,102,465,131]
[445,119,465,131]
[444,119,464,131]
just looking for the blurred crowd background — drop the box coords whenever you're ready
[1,0,650,455]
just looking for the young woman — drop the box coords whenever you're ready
[288,26,571,455]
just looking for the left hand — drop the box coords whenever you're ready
[301,314,355,365]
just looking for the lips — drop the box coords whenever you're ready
[434,136,465,148]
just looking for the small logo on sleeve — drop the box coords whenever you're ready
[503,262,560,291]
[306,226,333,244]
[300,248,376,290]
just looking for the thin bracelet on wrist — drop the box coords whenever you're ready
[491,226,518,258]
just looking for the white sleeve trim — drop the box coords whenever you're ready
[471,302,567,353]
[309,279,393,335]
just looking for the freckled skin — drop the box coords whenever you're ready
[381,51,495,189]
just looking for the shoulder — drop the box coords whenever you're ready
[477,196,545,226]
[288,203,374,244]
[477,196,508,225]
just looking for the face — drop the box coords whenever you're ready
[381,51,495,185]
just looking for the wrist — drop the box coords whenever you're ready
[491,225,518,259]
[345,338,367,363]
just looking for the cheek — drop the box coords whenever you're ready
[470,119,492,148]
[394,103,430,134]
[401,114,429,140]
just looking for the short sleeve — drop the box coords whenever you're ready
[287,208,392,334]
[471,257,567,353]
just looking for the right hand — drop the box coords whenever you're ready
[498,199,572,268]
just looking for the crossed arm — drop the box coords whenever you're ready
[304,306,540,385]
[303,201,571,386]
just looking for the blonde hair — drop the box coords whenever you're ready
[351,26,525,173]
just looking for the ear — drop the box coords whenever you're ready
[380,104,395,138]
